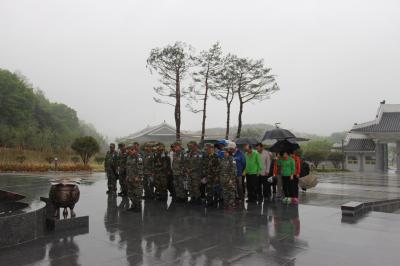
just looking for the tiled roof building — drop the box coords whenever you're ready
[343,103,400,172]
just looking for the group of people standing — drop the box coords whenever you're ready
[104,140,309,212]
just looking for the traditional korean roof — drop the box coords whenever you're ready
[123,122,198,143]
[344,138,376,152]
[127,122,176,139]
[352,113,400,133]
[352,104,400,133]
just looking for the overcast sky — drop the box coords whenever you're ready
[1,0,399,140]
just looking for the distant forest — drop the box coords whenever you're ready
[0,69,106,151]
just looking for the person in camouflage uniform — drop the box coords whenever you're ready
[133,142,140,152]
[220,147,237,209]
[126,145,144,212]
[153,143,170,201]
[117,143,128,197]
[142,144,155,199]
[185,141,203,204]
[104,143,118,194]
[171,142,187,202]
[167,144,176,199]
[202,143,220,206]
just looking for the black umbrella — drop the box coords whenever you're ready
[235,137,259,145]
[269,139,300,153]
[262,128,296,141]
[291,137,309,142]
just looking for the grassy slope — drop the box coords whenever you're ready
[0,148,104,172]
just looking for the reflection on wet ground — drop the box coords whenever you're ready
[300,172,400,208]
[0,172,400,265]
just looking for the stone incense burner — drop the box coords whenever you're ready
[49,181,80,219]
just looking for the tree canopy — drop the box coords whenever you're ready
[71,136,100,165]
[147,41,279,142]
[147,42,195,141]
[0,69,106,150]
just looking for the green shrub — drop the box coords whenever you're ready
[327,151,345,169]
[71,136,100,165]
[15,155,26,164]
[71,156,80,164]
[44,156,54,164]
[303,150,328,168]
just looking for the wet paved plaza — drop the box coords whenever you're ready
[1,172,400,266]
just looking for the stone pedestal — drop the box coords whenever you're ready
[40,197,89,233]
[46,216,89,232]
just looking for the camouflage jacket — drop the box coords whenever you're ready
[142,151,154,176]
[202,153,220,180]
[117,150,128,174]
[171,151,186,176]
[126,154,144,181]
[219,156,236,184]
[153,152,171,176]
[104,151,118,172]
[185,150,203,177]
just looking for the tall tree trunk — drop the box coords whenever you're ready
[200,77,209,142]
[175,71,181,141]
[225,102,231,140]
[237,100,244,139]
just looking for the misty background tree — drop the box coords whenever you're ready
[186,42,222,141]
[212,54,238,139]
[147,42,194,141]
[0,69,106,150]
[235,58,279,138]
[71,136,100,165]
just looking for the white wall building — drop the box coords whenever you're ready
[344,102,400,172]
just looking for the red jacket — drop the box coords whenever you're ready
[292,155,301,177]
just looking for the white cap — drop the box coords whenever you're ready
[227,142,237,149]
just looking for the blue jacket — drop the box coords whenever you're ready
[216,150,225,159]
[234,150,246,177]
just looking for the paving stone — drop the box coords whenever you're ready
[1,172,400,266]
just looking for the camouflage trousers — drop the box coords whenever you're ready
[106,170,117,192]
[143,174,154,198]
[188,174,201,199]
[154,174,168,199]
[127,177,143,209]
[119,170,128,194]
[174,175,187,199]
[222,179,236,208]
[206,178,219,203]
[236,176,244,200]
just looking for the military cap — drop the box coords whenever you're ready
[188,141,198,146]
[142,143,150,148]
[156,142,165,148]
[172,141,182,147]
[118,143,125,148]
[204,142,214,147]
